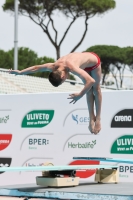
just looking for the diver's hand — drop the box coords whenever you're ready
[9,69,20,75]
[67,93,82,104]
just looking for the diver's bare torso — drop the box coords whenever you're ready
[54,52,98,71]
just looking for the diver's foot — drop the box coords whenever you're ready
[94,118,101,134]
[88,117,96,133]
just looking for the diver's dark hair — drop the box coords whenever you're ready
[48,70,62,87]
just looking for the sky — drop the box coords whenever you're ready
[0,0,133,60]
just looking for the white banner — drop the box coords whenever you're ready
[0,91,133,186]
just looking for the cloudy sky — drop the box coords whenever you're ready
[0,0,133,60]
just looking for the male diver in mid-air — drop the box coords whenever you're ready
[10,52,102,134]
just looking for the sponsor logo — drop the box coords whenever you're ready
[72,114,89,125]
[20,133,53,150]
[0,134,12,151]
[21,162,44,172]
[25,163,44,167]
[110,135,133,154]
[63,134,97,151]
[68,140,96,149]
[0,115,9,124]
[21,158,53,173]
[69,160,100,178]
[28,138,49,150]
[21,110,54,128]
[0,157,12,174]
[119,165,133,178]
[114,116,132,122]
[111,109,133,128]
[119,165,133,173]
[63,109,89,127]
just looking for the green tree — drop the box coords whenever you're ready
[0,49,13,69]
[1,47,54,78]
[86,45,128,88]
[8,47,40,70]
[3,0,116,59]
[124,47,133,72]
[0,47,76,80]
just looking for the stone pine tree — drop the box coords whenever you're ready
[0,47,76,79]
[86,45,132,88]
[3,0,116,59]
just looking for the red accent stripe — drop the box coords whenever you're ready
[83,52,101,72]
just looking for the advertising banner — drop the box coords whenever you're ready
[0,91,133,186]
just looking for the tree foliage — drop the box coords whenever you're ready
[2,0,116,59]
[86,45,133,88]
[124,47,133,72]
[0,49,13,69]
[0,47,54,78]
[0,47,75,80]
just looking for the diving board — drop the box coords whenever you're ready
[0,164,118,172]
[0,164,119,187]
[71,157,133,184]
[73,157,133,164]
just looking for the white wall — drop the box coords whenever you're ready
[0,91,133,185]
